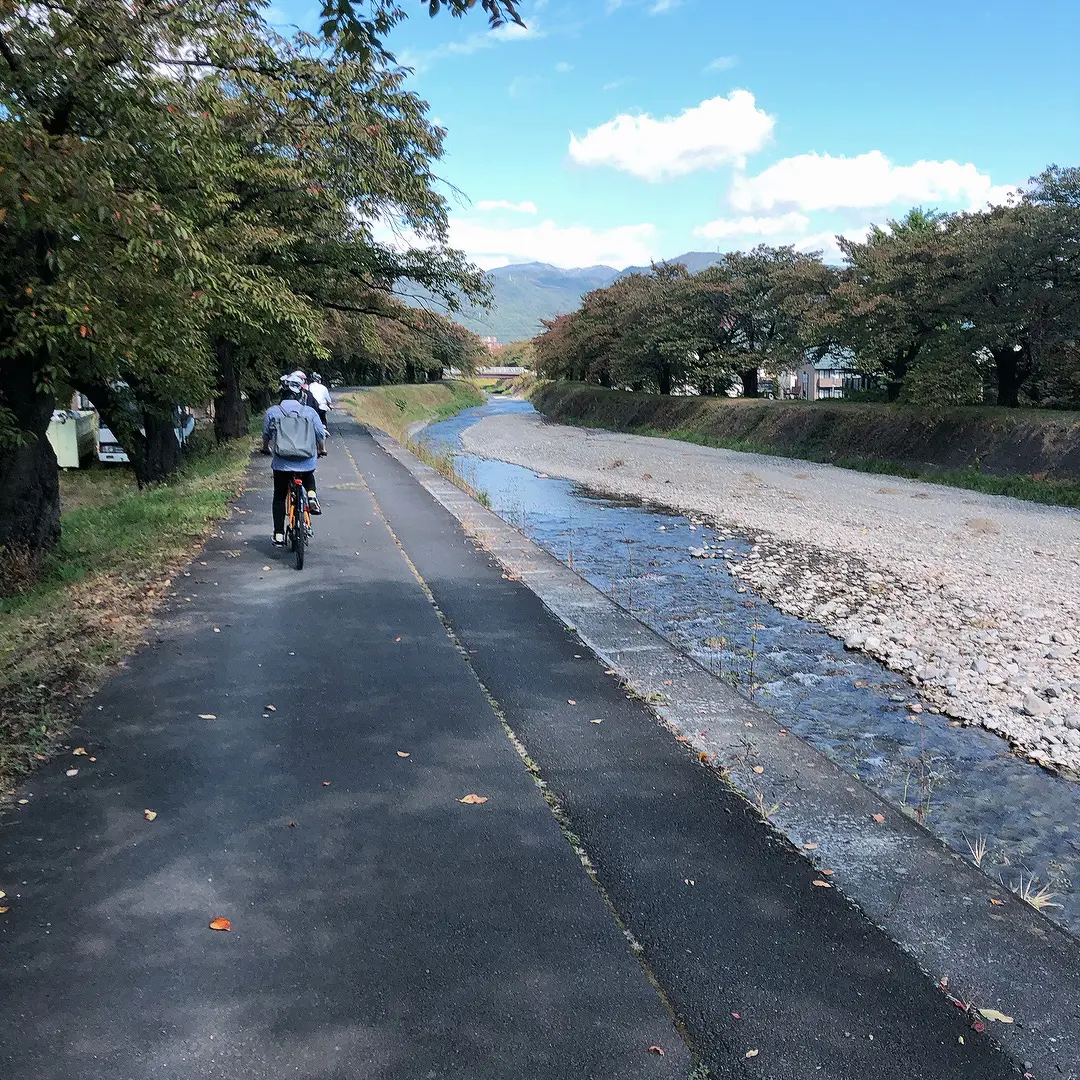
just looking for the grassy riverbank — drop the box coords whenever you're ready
[339,380,483,443]
[340,380,492,506]
[532,382,1080,509]
[0,432,255,792]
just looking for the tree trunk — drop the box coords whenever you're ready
[0,355,61,559]
[658,365,672,395]
[248,385,272,413]
[993,347,1024,407]
[886,380,903,402]
[740,367,759,398]
[140,407,183,484]
[213,337,248,441]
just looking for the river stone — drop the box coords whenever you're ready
[1023,692,1052,718]
[1065,713,1080,731]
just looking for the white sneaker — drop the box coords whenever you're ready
[272,533,285,547]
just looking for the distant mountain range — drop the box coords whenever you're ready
[447,251,725,344]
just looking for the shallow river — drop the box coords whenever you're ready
[420,397,1079,933]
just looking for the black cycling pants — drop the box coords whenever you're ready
[272,470,316,534]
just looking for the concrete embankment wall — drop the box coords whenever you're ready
[532,382,1080,482]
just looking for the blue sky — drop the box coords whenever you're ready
[272,0,1080,269]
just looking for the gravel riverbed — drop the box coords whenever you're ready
[462,412,1080,776]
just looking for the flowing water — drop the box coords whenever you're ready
[420,397,1080,933]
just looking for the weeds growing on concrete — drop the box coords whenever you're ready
[965,834,988,868]
[1006,873,1062,912]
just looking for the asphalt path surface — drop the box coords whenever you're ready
[0,416,1021,1079]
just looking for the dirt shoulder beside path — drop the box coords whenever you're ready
[462,411,1080,775]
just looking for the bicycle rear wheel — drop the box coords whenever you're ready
[294,485,306,571]
[284,487,295,552]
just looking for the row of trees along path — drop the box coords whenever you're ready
[0,0,523,565]
[535,170,1080,410]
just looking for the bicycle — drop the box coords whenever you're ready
[283,475,312,571]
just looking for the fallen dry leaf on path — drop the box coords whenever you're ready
[972,1021,985,1033]
[591,718,603,724]
[73,747,87,756]
[213,628,220,633]
[745,1048,759,1058]
[209,917,232,931]
[0,906,9,913]
[567,699,577,705]
[143,810,157,822]
[458,793,488,804]
[322,781,332,786]
[265,704,276,712]
[65,768,79,777]
[646,1046,664,1056]
[731,1012,741,1019]
[262,565,271,571]
[397,751,410,758]
[989,898,1005,905]
[0,890,5,898]
[199,713,217,720]
[979,1009,1014,1023]
[752,765,764,774]
[802,842,818,850]
[812,880,832,888]
[820,868,834,876]
[871,813,886,823]
[698,752,712,763]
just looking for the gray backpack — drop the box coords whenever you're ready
[273,406,317,460]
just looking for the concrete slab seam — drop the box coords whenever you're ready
[340,437,699,1063]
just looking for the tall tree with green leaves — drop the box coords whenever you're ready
[716,246,834,397]
[827,209,964,401]
[0,0,493,562]
[949,170,1080,406]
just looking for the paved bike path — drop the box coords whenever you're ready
[0,441,688,1078]
[340,418,1022,1080]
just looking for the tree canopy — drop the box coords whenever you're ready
[0,0,496,560]
[535,168,1080,412]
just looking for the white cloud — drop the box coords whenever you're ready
[568,91,774,181]
[555,60,573,73]
[706,55,738,71]
[448,218,659,269]
[476,200,539,214]
[792,227,872,265]
[693,212,811,239]
[602,77,633,91]
[649,0,682,12]
[399,19,544,72]
[366,208,658,270]
[731,150,1012,213]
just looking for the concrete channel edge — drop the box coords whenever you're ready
[370,429,1080,1079]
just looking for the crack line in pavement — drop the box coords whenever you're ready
[340,437,697,1063]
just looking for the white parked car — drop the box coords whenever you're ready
[97,423,131,464]
[96,407,196,464]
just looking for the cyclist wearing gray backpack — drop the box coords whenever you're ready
[261,374,328,546]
